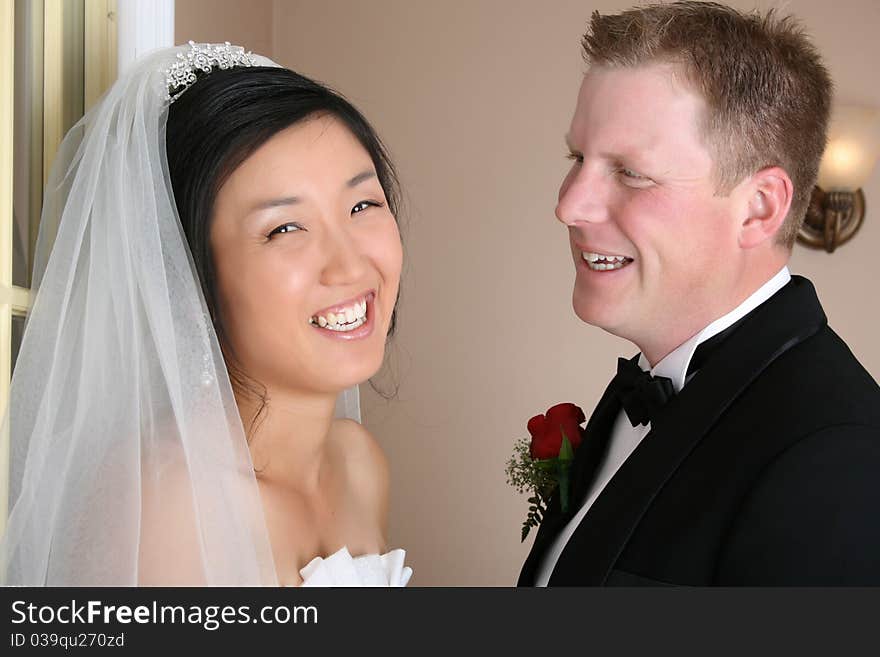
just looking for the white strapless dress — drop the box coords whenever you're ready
[297,546,412,586]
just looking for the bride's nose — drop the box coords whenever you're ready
[320,226,369,285]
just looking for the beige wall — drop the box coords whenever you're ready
[175,0,273,55]
[177,1,880,585]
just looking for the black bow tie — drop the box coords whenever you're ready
[613,317,748,428]
[614,357,675,427]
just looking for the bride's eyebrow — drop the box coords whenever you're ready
[347,170,376,187]
[247,170,378,215]
[249,196,301,213]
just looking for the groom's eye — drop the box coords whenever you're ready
[616,166,654,188]
[565,151,584,164]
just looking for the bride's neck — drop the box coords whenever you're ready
[236,386,338,492]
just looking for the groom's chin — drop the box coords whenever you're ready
[573,295,619,332]
[571,296,641,349]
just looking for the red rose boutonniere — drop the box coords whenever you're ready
[504,403,586,541]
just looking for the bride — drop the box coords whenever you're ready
[0,42,409,586]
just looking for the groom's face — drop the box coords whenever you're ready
[556,63,744,362]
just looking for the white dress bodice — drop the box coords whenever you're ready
[297,546,412,586]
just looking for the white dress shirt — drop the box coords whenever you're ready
[535,266,792,586]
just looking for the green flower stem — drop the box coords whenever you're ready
[557,462,570,514]
[557,433,574,513]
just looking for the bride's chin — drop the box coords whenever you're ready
[308,358,385,396]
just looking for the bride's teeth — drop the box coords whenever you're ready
[323,316,366,332]
[310,296,370,330]
[346,317,365,331]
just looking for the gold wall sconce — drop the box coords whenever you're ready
[798,105,880,253]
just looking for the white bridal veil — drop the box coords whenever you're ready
[1,44,358,585]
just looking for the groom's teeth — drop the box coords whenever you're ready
[582,252,633,271]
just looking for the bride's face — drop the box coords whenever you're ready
[210,114,402,395]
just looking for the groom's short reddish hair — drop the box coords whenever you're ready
[581,1,832,249]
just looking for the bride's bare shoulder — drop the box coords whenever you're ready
[328,418,388,475]
[138,456,207,585]
[327,419,389,511]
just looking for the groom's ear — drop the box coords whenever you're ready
[737,166,793,250]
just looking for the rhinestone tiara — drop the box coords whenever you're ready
[165,41,259,103]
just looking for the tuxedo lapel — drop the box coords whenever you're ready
[517,374,622,586]
[548,276,827,585]
[569,373,626,506]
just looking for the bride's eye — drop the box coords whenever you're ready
[352,200,384,214]
[267,222,305,238]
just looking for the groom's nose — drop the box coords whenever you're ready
[555,168,610,226]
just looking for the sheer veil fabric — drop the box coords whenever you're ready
[1,45,358,585]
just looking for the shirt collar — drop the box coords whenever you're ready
[637,266,792,392]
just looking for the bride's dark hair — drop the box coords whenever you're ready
[165,66,401,424]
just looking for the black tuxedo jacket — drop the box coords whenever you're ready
[519,276,880,586]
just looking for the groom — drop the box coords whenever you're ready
[519,1,880,586]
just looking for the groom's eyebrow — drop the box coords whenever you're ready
[566,134,654,167]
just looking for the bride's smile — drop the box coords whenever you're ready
[308,290,375,338]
